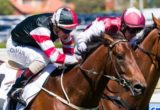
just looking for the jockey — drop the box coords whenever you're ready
[6,7,78,105]
[75,7,145,58]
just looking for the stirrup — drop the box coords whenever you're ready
[9,88,27,106]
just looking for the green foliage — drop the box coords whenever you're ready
[0,0,14,15]
[54,42,62,48]
[67,0,105,13]
[0,42,61,48]
[0,43,6,48]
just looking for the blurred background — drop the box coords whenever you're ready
[0,0,160,45]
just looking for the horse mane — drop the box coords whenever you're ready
[82,31,125,60]
[49,31,125,76]
[50,32,125,76]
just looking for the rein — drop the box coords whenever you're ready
[41,87,99,110]
[136,32,160,62]
[137,45,160,62]
[41,67,99,110]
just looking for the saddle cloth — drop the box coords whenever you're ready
[0,61,20,100]
[16,64,57,110]
[1,61,58,110]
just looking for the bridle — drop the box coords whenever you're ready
[103,39,138,96]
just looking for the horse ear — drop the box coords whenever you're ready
[117,31,125,38]
[152,13,160,29]
[103,33,114,42]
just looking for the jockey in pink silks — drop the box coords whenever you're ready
[75,7,145,58]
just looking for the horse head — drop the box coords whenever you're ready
[101,33,146,96]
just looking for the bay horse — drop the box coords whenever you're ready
[8,33,146,110]
[99,14,160,110]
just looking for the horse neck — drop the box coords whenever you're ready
[141,28,159,51]
[82,45,107,76]
[43,44,109,109]
[136,28,160,103]
[137,28,160,76]
[72,44,109,106]
[135,28,160,110]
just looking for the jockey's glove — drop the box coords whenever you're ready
[74,53,82,61]
[64,55,78,65]
[76,42,87,53]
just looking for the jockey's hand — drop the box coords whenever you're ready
[77,42,87,53]
[64,55,79,65]
[74,46,83,61]
[74,53,82,61]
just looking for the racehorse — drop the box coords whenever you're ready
[99,14,160,110]
[13,33,147,110]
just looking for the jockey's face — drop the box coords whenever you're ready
[124,30,135,41]
[125,27,142,41]
[53,26,71,39]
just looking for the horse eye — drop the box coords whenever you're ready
[116,54,124,61]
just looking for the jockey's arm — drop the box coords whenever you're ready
[76,20,105,53]
[31,27,78,65]
[60,35,74,55]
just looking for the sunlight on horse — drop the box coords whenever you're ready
[14,33,147,110]
[99,14,160,110]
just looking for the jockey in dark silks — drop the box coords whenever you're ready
[6,7,79,105]
[74,7,146,59]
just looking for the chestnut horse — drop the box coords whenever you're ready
[8,33,146,110]
[99,15,160,110]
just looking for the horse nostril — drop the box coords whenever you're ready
[133,83,146,95]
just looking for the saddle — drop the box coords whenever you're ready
[3,62,75,109]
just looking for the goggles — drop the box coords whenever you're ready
[127,27,142,34]
[59,27,72,34]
